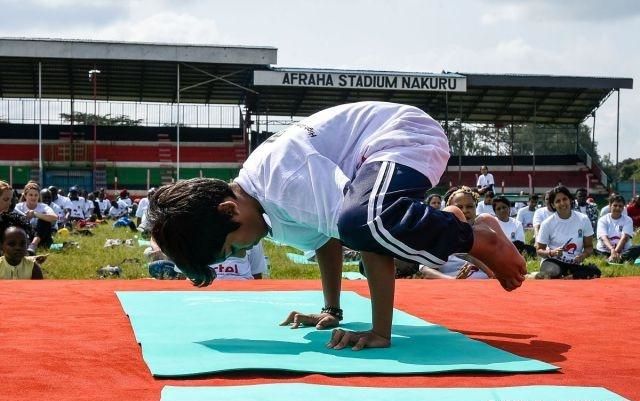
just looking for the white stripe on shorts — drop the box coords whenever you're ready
[366,161,446,267]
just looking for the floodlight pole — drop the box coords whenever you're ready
[176,63,181,181]
[89,68,100,190]
[38,62,43,185]
[615,89,620,191]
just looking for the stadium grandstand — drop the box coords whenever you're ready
[0,38,633,199]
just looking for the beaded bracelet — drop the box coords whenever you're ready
[321,306,344,321]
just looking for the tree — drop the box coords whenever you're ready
[59,112,142,126]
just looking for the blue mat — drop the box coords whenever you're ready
[116,291,557,377]
[161,384,628,401]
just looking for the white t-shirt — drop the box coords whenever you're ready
[537,211,594,263]
[68,197,87,219]
[97,199,111,215]
[14,202,56,228]
[497,217,525,243]
[209,242,267,280]
[48,202,63,229]
[516,207,537,229]
[85,199,95,216]
[477,173,494,189]
[532,207,554,227]
[596,214,634,253]
[108,200,129,218]
[53,195,73,211]
[235,101,449,251]
[476,202,495,216]
[136,197,150,218]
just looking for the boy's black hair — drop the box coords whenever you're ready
[147,178,241,287]
[0,212,34,243]
[548,186,574,211]
[491,196,511,211]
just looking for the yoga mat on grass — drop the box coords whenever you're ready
[161,383,629,401]
[116,291,557,377]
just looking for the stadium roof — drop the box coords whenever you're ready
[0,37,276,104]
[0,38,633,125]
[249,67,633,124]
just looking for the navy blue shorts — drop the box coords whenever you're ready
[337,161,474,267]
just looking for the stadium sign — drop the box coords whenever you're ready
[254,70,467,92]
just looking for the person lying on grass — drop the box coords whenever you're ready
[147,101,527,351]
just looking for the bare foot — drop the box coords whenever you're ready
[469,214,527,291]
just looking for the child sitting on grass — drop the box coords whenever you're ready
[147,101,526,351]
[0,213,44,279]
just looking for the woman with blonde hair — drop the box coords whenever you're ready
[0,180,14,214]
[14,182,57,254]
[414,186,497,279]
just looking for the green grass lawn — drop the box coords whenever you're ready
[36,223,640,280]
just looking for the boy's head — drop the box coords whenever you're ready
[1,226,29,264]
[147,178,241,287]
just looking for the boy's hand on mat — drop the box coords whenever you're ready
[327,329,390,351]
[280,311,340,329]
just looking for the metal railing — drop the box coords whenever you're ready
[577,145,608,188]
[0,98,241,128]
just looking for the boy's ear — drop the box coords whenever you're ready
[217,201,239,216]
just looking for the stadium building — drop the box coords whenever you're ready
[0,38,633,198]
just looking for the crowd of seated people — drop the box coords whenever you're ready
[409,180,640,281]
[2,172,640,282]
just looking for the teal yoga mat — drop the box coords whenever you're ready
[161,384,629,401]
[116,291,557,377]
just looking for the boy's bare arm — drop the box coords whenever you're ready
[316,238,344,314]
[327,252,394,351]
[280,238,344,329]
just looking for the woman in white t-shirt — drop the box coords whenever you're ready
[15,182,58,254]
[493,196,536,258]
[413,186,494,279]
[595,195,640,263]
[535,186,600,279]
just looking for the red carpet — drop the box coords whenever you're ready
[0,278,638,401]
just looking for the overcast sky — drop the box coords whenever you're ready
[1,0,638,161]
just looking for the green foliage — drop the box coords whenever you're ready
[449,122,598,157]
[59,111,142,126]
[617,158,640,181]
